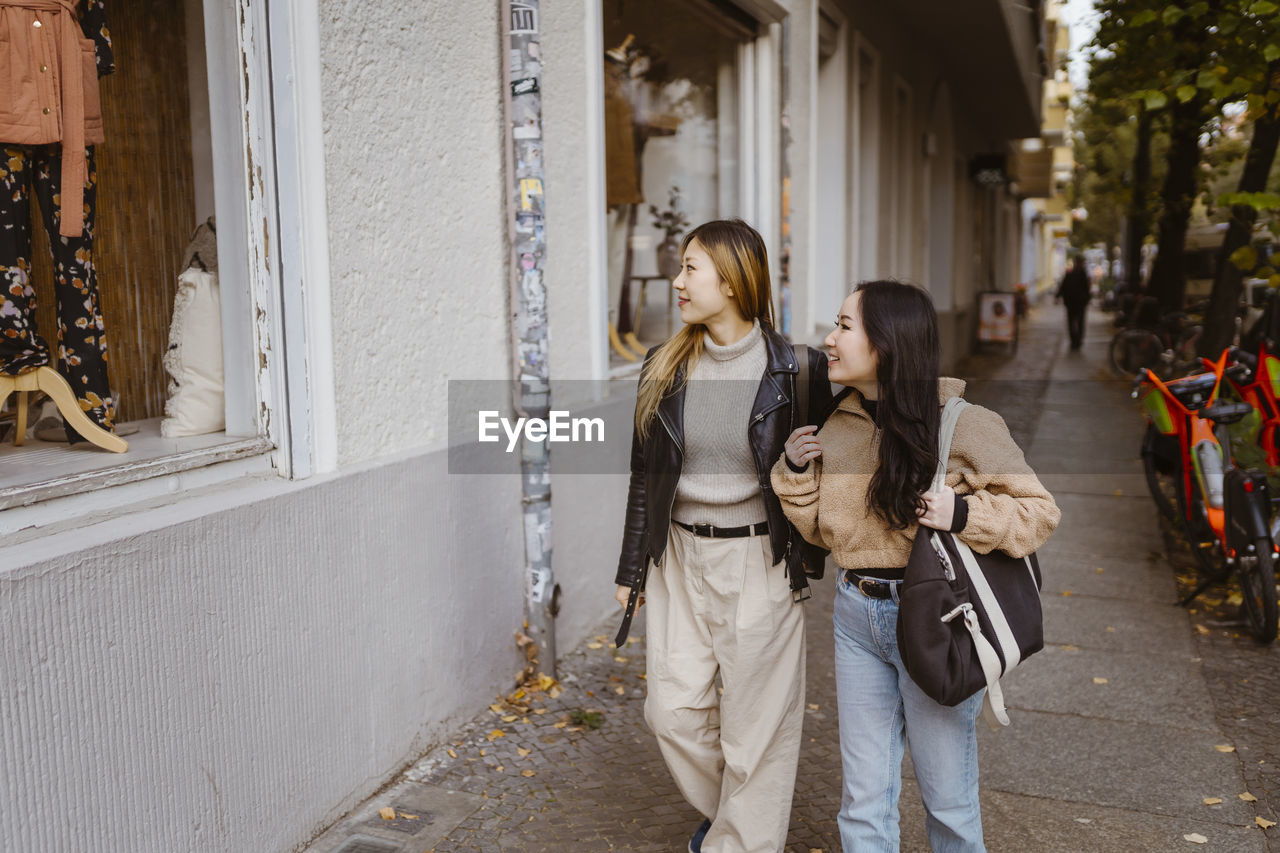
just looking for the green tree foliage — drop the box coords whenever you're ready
[1084,0,1280,337]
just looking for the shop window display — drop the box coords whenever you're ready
[0,0,237,497]
[603,0,751,366]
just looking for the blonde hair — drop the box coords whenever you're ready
[634,219,774,439]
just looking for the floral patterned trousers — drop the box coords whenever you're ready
[0,143,115,437]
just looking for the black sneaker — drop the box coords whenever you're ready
[688,818,712,853]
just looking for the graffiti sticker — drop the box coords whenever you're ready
[511,4,537,34]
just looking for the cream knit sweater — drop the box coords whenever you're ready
[672,320,769,527]
[770,378,1059,569]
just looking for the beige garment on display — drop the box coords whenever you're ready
[644,523,806,853]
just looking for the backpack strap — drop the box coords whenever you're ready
[793,344,809,428]
[931,396,970,492]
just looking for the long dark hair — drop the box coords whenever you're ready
[855,280,942,530]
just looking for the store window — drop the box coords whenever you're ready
[602,0,760,368]
[0,0,275,512]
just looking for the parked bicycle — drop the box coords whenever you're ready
[1134,351,1278,643]
[1111,296,1203,379]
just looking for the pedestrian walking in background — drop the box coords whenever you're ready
[771,280,1059,852]
[613,219,832,853]
[1056,255,1091,350]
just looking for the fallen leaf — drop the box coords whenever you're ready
[548,687,561,699]
[502,715,518,722]
[1095,567,1105,574]
[479,749,486,756]
[1203,797,1223,805]
[1184,833,1207,844]
[398,812,418,820]
[1194,624,1210,635]
[1257,817,1276,829]
[378,807,396,820]
[447,749,457,758]
[495,765,504,772]
[534,708,547,715]
[1060,644,1079,652]
[808,703,820,711]
[1241,792,1259,802]
[513,689,526,700]
[1106,626,1116,632]
[627,635,641,644]
[587,642,603,650]
[1226,592,1244,606]
[521,769,536,777]
[517,747,532,757]
[535,673,556,691]
[1092,677,1109,685]
[1074,818,1092,824]
[614,686,625,695]
[490,704,504,713]
[567,726,584,732]
[1113,489,1124,497]
[487,729,506,741]
[614,656,628,663]
[553,721,568,729]
[638,673,647,680]
[1062,590,1074,597]
[1215,745,1236,753]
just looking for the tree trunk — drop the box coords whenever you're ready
[1148,91,1209,312]
[1125,106,1153,292]
[1201,65,1280,357]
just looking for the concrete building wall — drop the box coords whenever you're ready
[318,1,511,464]
[0,451,525,852]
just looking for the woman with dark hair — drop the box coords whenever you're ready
[770,280,1058,852]
[614,219,832,853]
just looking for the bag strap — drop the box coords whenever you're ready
[931,397,970,492]
[942,602,1011,727]
[793,344,810,428]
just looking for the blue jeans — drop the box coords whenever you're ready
[833,575,985,853]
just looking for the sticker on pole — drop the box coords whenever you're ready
[511,5,537,35]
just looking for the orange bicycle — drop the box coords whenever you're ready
[1135,351,1278,642]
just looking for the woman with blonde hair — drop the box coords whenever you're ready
[772,280,1059,852]
[614,219,832,853]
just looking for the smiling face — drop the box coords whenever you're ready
[673,238,738,328]
[824,291,879,391]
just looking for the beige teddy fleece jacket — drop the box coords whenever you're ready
[769,377,1059,569]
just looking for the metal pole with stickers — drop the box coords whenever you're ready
[502,0,558,679]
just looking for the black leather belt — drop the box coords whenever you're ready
[844,570,901,599]
[675,520,769,538]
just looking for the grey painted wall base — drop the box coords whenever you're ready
[0,445,539,852]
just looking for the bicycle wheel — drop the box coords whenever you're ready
[1110,328,1164,377]
[1238,537,1279,643]
[1141,425,1180,522]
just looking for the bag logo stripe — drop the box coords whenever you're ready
[955,538,1022,671]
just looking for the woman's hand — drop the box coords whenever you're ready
[616,584,643,609]
[784,425,822,468]
[917,485,956,530]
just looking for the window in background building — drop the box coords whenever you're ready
[602,0,757,368]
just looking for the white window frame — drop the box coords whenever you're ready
[852,33,880,282]
[0,0,334,530]
[891,74,913,277]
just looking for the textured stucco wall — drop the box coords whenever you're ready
[0,451,524,852]
[319,1,510,464]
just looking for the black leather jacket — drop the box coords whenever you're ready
[614,326,834,595]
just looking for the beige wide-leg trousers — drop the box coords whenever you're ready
[644,523,807,853]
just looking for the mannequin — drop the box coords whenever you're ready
[0,0,124,450]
